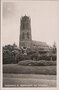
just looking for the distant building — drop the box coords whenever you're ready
[19,15,32,48]
[19,15,50,52]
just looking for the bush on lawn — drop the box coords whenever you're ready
[18,60,56,66]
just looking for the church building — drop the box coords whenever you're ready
[19,15,50,53]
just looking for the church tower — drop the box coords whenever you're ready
[19,15,32,48]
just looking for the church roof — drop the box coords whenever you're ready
[32,40,50,52]
[32,40,49,47]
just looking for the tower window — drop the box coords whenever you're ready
[27,23,29,29]
[22,33,25,39]
[22,23,25,29]
[27,32,29,39]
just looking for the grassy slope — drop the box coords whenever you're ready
[3,74,56,87]
[3,64,56,75]
[3,76,56,87]
[3,73,56,80]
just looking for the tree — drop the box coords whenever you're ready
[52,42,57,53]
[3,43,19,64]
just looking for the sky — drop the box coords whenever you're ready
[2,0,59,47]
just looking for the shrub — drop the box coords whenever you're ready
[18,60,56,66]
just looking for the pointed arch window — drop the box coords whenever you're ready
[22,23,25,29]
[27,32,29,39]
[22,32,25,39]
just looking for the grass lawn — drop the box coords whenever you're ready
[3,74,56,87]
[3,64,56,75]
